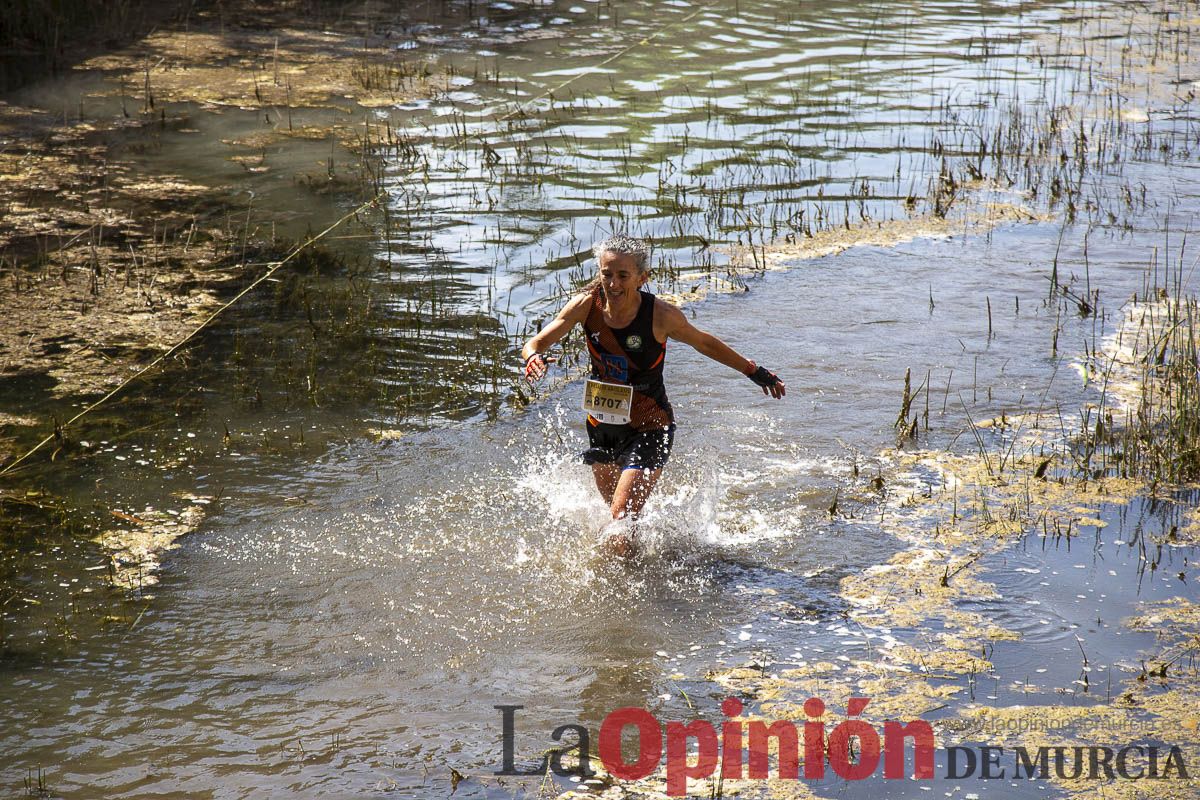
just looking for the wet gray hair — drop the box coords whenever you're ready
[592,234,650,273]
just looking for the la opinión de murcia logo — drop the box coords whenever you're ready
[495,698,1192,797]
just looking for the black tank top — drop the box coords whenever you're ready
[583,287,674,430]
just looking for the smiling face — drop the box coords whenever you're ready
[598,250,647,305]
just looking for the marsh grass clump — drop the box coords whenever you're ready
[1095,291,1200,484]
[350,57,426,94]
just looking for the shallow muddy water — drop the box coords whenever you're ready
[3,0,1200,798]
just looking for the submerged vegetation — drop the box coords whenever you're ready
[1088,288,1200,484]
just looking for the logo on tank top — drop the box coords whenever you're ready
[624,335,643,351]
[600,353,628,382]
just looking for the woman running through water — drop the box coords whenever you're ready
[521,235,786,555]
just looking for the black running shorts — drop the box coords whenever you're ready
[581,421,676,471]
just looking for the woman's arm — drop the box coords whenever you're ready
[657,300,786,398]
[520,292,592,380]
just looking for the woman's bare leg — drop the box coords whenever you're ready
[610,467,662,519]
[592,463,621,505]
[601,467,663,557]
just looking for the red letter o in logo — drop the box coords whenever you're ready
[599,707,662,780]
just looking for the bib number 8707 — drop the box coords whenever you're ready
[582,379,633,425]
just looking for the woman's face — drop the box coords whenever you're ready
[598,251,645,303]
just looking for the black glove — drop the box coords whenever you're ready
[748,364,781,389]
[745,361,785,397]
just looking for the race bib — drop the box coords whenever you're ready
[582,379,633,425]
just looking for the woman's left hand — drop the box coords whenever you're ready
[746,362,786,398]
